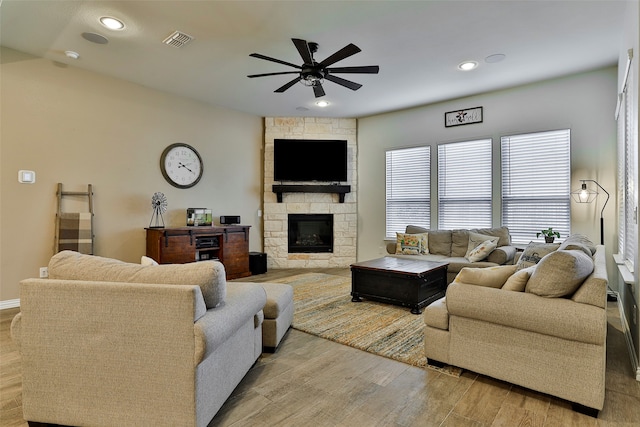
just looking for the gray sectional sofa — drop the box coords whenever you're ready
[387,225,517,283]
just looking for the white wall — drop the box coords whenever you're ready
[0,47,264,303]
[357,67,618,280]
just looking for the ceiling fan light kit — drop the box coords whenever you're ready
[248,38,379,98]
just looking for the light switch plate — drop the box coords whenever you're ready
[18,170,36,184]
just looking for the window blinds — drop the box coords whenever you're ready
[438,139,492,229]
[385,146,430,238]
[623,75,636,270]
[501,129,571,244]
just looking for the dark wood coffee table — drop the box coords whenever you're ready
[350,257,448,314]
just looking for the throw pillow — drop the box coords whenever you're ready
[141,255,159,266]
[465,232,500,259]
[502,266,535,292]
[415,233,429,254]
[525,250,594,298]
[49,250,226,308]
[395,232,423,255]
[467,240,498,262]
[516,242,560,270]
[453,265,518,288]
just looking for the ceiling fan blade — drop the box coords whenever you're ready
[325,74,362,91]
[249,53,301,69]
[248,71,301,78]
[274,77,300,93]
[326,65,380,74]
[313,84,326,98]
[292,38,314,64]
[319,43,361,67]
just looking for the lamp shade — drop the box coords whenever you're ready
[571,181,598,203]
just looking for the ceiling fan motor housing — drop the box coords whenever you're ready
[248,38,379,97]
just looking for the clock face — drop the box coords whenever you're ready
[160,143,203,189]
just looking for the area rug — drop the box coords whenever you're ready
[273,272,461,376]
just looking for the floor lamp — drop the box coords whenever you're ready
[570,179,616,300]
[570,179,609,245]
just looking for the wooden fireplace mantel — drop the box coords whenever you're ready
[272,184,351,203]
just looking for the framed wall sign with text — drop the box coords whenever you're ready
[445,106,483,127]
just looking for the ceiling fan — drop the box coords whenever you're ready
[247,38,379,98]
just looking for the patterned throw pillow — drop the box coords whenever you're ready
[467,239,498,262]
[465,231,500,260]
[396,232,423,255]
[414,232,429,254]
[516,242,560,270]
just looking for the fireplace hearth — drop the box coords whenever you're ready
[288,214,333,253]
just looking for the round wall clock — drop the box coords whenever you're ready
[160,143,203,189]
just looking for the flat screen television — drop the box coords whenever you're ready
[274,139,348,182]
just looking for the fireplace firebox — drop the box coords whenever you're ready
[288,214,333,253]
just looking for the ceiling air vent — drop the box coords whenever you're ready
[163,31,194,48]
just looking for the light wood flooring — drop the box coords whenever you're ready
[1,268,639,426]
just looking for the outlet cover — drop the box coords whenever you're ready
[39,267,48,278]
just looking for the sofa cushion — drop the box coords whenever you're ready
[406,225,429,234]
[406,227,452,256]
[467,239,498,262]
[453,265,518,288]
[516,242,560,270]
[558,234,596,257]
[465,232,500,260]
[426,230,452,255]
[50,250,226,308]
[395,232,423,255]
[471,226,511,247]
[502,266,535,292]
[451,230,471,257]
[525,250,594,298]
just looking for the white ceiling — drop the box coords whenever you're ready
[0,0,626,118]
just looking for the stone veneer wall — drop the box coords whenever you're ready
[263,117,357,268]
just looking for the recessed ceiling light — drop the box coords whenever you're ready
[458,61,478,71]
[99,16,125,30]
[316,100,330,107]
[65,51,80,60]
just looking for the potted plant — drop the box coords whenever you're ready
[537,227,560,243]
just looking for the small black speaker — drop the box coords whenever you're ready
[249,252,267,275]
[220,215,241,225]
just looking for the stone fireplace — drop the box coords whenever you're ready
[263,117,357,268]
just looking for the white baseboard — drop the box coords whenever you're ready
[0,299,20,310]
[617,297,640,382]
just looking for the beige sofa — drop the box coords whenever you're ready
[11,251,269,427]
[423,237,608,414]
[387,226,517,283]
